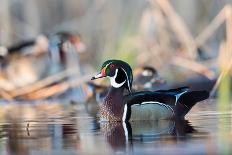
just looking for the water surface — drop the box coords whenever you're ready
[0,99,231,155]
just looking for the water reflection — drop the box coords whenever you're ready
[100,119,195,153]
[2,122,81,155]
[0,100,232,154]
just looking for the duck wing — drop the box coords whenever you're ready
[123,87,209,121]
[124,91,176,107]
[123,91,177,121]
[125,86,190,107]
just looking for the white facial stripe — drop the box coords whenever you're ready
[121,68,131,92]
[104,62,112,69]
[109,69,126,88]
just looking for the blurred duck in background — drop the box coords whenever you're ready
[0,36,48,71]
[134,65,216,93]
[169,75,216,93]
[0,31,86,91]
[133,66,166,90]
[0,35,50,91]
[48,31,86,70]
[82,82,108,116]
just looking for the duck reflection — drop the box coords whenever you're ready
[100,119,195,152]
[101,122,128,151]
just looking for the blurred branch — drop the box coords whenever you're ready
[153,0,196,58]
[0,89,13,100]
[171,56,216,80]
[24,82,69,100]
[210,5,232,97]
[22,74,93,100]
[195,5,229,47]
[8,69,78,97]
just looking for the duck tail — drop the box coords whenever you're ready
[174,90,209,118]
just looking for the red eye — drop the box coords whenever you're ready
[110,64,115,68]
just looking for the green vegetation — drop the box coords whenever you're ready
[218,74,231,111]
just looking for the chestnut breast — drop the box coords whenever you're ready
[100,87,125,122]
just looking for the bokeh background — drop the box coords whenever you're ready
[1,0,231,65]
[1,0,232,97]
[0,0,232,155]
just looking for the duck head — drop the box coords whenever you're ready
[91,60,133,92]
[135,66,166,89]
[54,31,86,53]
[141,66,158,77]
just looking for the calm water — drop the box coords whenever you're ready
[0,99,231,155]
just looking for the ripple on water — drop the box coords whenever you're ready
[0,99,231,155]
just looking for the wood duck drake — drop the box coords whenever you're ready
[91,60,209,122]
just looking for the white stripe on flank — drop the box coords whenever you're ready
[122,104,128,122]
[133,101,174,114]
[122,122,128,141]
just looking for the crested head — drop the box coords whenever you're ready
[91,59,133,92]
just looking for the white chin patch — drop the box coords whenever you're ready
[109,69,126,88]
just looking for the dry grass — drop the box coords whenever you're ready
[210,5,232,96]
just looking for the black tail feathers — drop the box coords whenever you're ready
[174,90,209,118]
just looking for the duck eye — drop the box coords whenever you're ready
[110,64,115,69]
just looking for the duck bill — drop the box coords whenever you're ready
[91,66,107,80]
[91,72,106,80]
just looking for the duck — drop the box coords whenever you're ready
[91,59,209,122]
[133,66,165,90]
[133,65,215,93]
[82,66,164,115]
[49,31,86,62]
[0,32,84,92]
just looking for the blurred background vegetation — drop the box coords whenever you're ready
[1,1,232,154]
[0,0,230,63]
[0,0,232,100]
